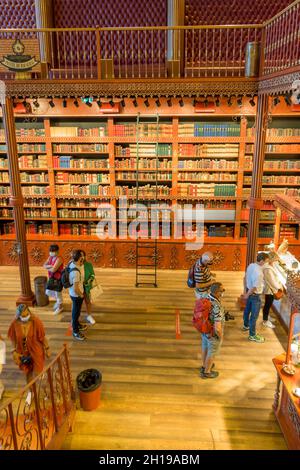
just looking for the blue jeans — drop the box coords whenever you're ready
[70,296,84,333]
[243,294,261,336]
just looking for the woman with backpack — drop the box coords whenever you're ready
[43,244,64,315]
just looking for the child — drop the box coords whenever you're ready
[43,244,64,315]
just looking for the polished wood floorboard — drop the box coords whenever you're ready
[0,267,287,450]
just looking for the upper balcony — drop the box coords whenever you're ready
[0,0,299,97]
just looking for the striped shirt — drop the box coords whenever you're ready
[194,260,212,294]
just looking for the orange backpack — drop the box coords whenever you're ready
[193,298,214,335]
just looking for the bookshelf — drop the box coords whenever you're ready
[0,98,299,269]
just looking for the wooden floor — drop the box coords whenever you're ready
[0,267,287,450]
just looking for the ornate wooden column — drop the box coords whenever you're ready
[2,96,35,305]
[246,93,269,266]
[167,0,185,77]
[35,0,54,79]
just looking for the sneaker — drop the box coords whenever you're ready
[242,325,250,331]
[263,320,275,329]
[201,370,219,379]
[248,334,265,343]
[72,331,86,341]
[200,363,215,376]
[86,315,96,325]
[54,306,63,315]
[78,323,88,331]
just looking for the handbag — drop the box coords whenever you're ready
[273,289,283,300]
[90,279,104,302]
[46,277,63,292]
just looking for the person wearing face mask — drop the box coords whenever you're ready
[43,244,64,315]
[68,250,87,341]
[194,251,216,299]
[8,305,50,402]
[200,282,226,379]
[243,252,270,343]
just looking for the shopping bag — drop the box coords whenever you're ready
[90,279,104,302]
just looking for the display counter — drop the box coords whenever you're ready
[273,354,300,450]
[271,251,300,334]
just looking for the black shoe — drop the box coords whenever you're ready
[73,331,86,341]
[225,312,235,321]
[201,370,219,379]
[78,323,88,331]
[200,363,215,377]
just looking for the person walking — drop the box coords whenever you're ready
[263,252,283,329]
[194,251,215,299]
[200,282,226,379]
[43,244,64,315]
[69,250,87,341]
[243,252,270,343]
[8,304,50,404]
[81,250,96,325]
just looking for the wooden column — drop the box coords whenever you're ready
[2,96,35,305]
[167,0,185,77]
[246,93,269,266]
[35,0,54,78]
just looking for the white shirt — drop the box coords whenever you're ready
[68,262,84,298]
[245,262,265,294]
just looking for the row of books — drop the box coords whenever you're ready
[244,156,300,170]
[55,185,110,196]
[115,144,172,157]
[0,222,52,235]
[0,173,9,183]
[207,225,234,237]
[242,188,300,196]
[57,198,102,208]
[178,123,240,137]
[178,159,239,170]
[0,144,46,153]
[178,172,237,182]
[116,172,172,181]
[265,144,300,153]
[0,208,13,217]
[24,208,51,218]
[55,172,110,184]
[244,175,300,184]
[178,143,239,157]
[247,128,300,137]
[59,223,97,236]
[22,186,50,195]
[177,183,237,197]
[242,201,275,210]
[19,155,47,168]
[240,209,275,221]
[58,209,106,219]
[52,144,108,153]
[20,173,49,183]
[0,128,45,137]
[115,158,172,170]
[50,126,107,137]
[115,185,171,197]
[53,156,109,169]
[113,123,173,137]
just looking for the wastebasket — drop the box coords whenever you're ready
[34,276,49,307]
[76,368,102,411]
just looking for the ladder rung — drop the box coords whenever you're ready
[137,265,155,268]
[137,255,154,258]
[136,273,157,276]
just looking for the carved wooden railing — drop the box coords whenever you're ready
[263,0,300,76]
[0,0,298,81]
[0,344,76,450]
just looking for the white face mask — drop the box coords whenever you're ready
[49,252,56,257]
[20,315,30,322]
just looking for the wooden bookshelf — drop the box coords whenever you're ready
[0,101,299,268]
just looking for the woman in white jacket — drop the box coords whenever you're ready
[263,253,283,328]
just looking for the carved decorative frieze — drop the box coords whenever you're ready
[287,396,300,439]
[5,79,259,99]
[124,247,136,265]
[232,248,242,271]
[259,70,300,95]
[213,249,225,267]
[30,246,44,263]
[170,246,179,269]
